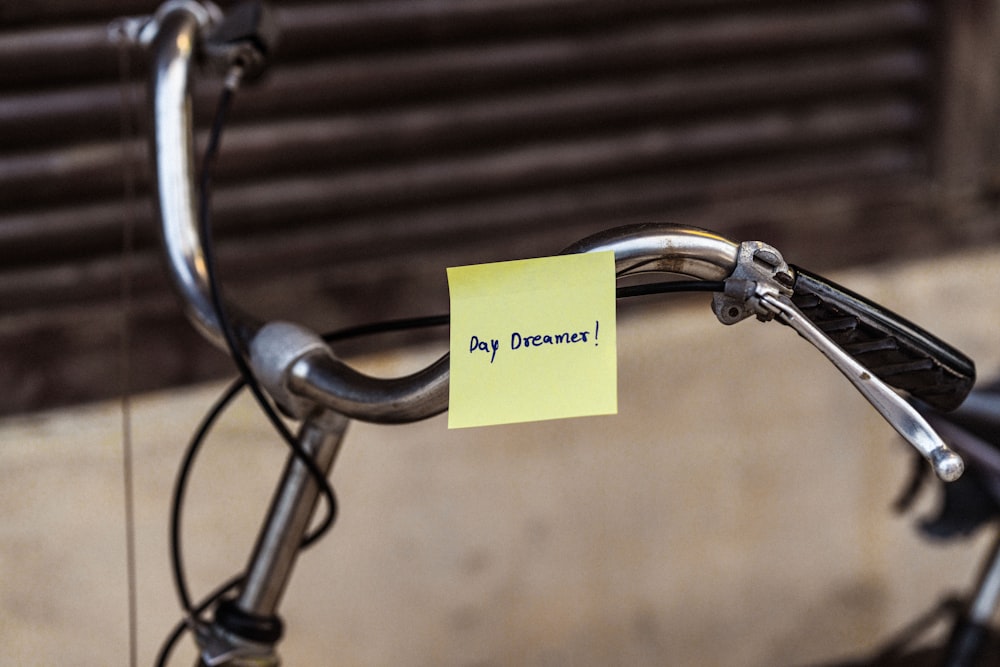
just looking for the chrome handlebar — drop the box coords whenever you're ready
[146,2,260,350]
[140,1,963,481]
[142,2,740,425]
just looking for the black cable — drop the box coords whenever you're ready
[196,69,338,545]
[161,279,724,661]
[158,67,341,665]
[171,278,724,589]
[323,313,450,343]
[164,66,727,663]
[616,280,725,299]
[324,280,724,345]
[170,379,245,614]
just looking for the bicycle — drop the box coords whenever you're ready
[117,2,986,665]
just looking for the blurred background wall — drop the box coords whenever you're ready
[2,2,1000,666]
[1,0,999,413]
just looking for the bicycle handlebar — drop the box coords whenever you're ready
[140,0,974,480]
[146,3,261,351]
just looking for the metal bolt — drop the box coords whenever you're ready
[753,249,781,268]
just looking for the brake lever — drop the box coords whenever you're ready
[760,292,964,482]
[711,239,964,483]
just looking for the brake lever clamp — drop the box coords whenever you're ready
[712,240,795,325]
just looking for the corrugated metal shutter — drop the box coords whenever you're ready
[1,0,996,414]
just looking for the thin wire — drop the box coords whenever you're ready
[170,379,245,613]
[159,278,724,662]
[323,314,450,342]
[169,280,724,584]
[156,67,342,663]
[159,378,251,666]
[116,35,140,667]
[166,313,452,623]
[197,69,339,544]
[169,79,727,660]
[616,280,724,298]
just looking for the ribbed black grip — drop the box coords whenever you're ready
[790,266,975,412]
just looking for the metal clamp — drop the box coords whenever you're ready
[711,240,794,325]
[196,622,278,667]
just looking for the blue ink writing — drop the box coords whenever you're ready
[470,335,499,363]
[470,322,601,363]
[511,329,589,350]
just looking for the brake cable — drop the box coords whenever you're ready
[160,45,729,667]
[158,281,723,663]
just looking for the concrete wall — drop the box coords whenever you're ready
[2,246,999,666]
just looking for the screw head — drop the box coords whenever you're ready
[753,249,781,268]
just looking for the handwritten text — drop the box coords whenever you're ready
[468,321,600,364]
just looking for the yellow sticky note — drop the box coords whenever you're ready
[447,251,617,429]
